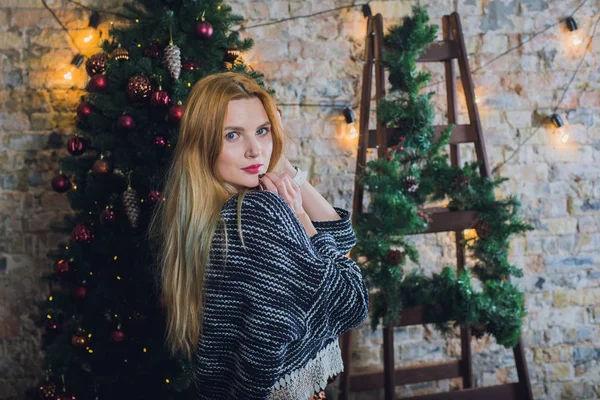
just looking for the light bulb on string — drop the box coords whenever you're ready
[564,16,582,47]
[551,113,569,143]
[63,54,84,80]
[77,11,101,47]
[344,107,358,139]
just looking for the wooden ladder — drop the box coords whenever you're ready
[339,12,534,400]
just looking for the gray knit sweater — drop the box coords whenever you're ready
[193,190,369,399]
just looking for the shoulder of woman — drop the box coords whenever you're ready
[223,190,291,219]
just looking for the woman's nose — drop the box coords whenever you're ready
[246,137,261,157]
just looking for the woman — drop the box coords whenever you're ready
[149,71,369,400]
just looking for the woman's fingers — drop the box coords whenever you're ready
[259,174,278,193]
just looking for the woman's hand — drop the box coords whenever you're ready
[259,172,305,217]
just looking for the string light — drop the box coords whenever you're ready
[88,11,100,28]
[565,16,582,46]
[551,113,569,143]
[343,107,358,139]
[63,54,84,80]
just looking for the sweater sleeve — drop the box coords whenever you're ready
[237,190,369,343]
[311,207,356,255]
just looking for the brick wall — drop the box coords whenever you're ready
[0,0,598,398]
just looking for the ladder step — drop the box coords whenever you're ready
[382,40,459,62]
[358,209,477,235]
[420,208,478,234]
[418,40,459,62]
[395,304,444,326]
[349,360,465,391]
[367,125,477,149]
[401,383,527,400]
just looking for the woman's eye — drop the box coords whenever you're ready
[226,128,269,140]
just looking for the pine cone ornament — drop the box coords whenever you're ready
[164,41,181,80]
[404,175,419,193]
[385,249,404,266]
[122,186,141,228]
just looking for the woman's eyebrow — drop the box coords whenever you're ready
[224,121,270,131]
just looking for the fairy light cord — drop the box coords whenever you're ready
[40,0,83,53]
[492,11,600,174]
[43,0,597,155]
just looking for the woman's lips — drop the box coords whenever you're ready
[242,166,261,174]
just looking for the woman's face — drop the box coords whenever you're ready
[216,97,273,190]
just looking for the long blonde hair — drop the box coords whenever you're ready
[148,71,294,360]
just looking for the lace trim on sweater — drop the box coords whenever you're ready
[268,340,344,400]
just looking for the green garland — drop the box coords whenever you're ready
[353,6,533,348]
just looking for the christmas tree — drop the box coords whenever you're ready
[32,0,271,398]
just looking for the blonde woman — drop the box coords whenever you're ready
[149,71,369,400]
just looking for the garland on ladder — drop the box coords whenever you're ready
[353,6,534,348]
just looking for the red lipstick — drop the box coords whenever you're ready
[242,164,262,174]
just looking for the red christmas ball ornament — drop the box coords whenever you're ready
[85,52,108,76]
[51,174,71,193]
[72,286,87,300]
[110,329,126,343]
[182,59,200,72]
[72,223,95,244]
[144,43,162,59]
[168,103,184,124]
[126,75,152,101]
[92,158,112,177]
[153,135,166,148]
[67,136,87,156]
[147,190,164,204]
[39,382,57,398]
[116,114,136,131]
[87,74,108,93]
[100,208,116,225]
[150,88,170,107]
[76,102,93,120]
[54,259,71,275]
[194,20,213,40]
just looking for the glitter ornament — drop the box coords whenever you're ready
[92,158,112,177]
[126,75,152,102]
[85,52,108,76]
[72,223,94,244]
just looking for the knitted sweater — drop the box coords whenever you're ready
[193,190,369,399]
